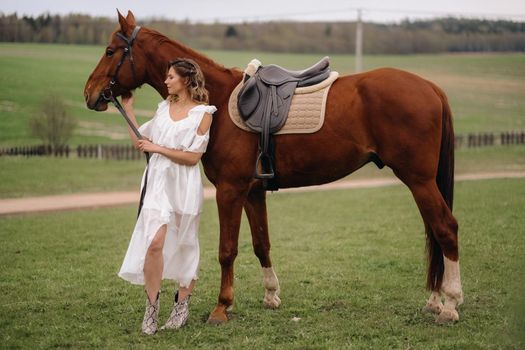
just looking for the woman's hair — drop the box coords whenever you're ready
[166,58,209,104]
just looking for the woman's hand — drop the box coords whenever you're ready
[137,138,161,153]
[121,91,134,112]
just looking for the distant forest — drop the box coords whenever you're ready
[1,12,524,54]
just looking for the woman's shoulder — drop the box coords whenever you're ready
[152,98,169,118]
[191,103,217,115]
[157,97,170,110]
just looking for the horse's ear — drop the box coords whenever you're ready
[116,8,130,35]
[126,10,136,26]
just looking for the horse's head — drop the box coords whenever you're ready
[84,9,148,111]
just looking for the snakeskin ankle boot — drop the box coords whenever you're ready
[141,289,160,335]
[160,290,192,330]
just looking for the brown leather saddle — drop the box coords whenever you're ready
[237,56,331,191]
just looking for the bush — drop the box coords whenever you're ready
[28,92,77,149]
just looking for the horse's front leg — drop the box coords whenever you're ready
[244,184,281,309]
[207,182,249,324]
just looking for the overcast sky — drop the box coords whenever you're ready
[2,0,525,23]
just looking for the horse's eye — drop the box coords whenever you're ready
[106,49,114,57]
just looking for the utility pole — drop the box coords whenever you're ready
[355,8,363,73]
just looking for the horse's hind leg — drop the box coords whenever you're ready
[405,178,464,323]
[417,221,444,315]
[243,185,281,309]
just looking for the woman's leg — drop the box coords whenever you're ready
[143,224,168,303]
[178,279,197,300]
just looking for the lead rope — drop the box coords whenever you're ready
[99,26,147,218]
[105,93,150,219]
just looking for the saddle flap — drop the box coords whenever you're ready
[237,77,260,120]
[242,79,296,132]
[258,66,299,85]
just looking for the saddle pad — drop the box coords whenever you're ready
[228,71,339,135]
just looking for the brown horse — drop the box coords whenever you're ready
[84,10,464,324]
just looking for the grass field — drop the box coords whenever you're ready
[1,178,523,349]
[0,43,524,147]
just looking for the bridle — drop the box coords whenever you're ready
[98,25,150,219]
[101,25,142,104]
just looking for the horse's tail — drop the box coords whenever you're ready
[425,82,455,291]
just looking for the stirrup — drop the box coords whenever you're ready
[255,152,275,179]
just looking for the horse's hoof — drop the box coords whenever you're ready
[206,306,229,325]
[263,295,281,309]
[435,309,459,324]
[423,301,444,314]
[207,314,228,325]
[263,292,281,309]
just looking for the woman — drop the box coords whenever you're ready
[117,58,217,335]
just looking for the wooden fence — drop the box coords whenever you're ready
[0,144,144,160]
[454,131,525,148]
[1,131,524,160]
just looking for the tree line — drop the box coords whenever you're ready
[1,12,524,54]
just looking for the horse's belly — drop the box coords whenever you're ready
[272,134,370,188]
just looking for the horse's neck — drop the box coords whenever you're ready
[141,30,242,102]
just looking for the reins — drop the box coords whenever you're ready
[100,26,150,219]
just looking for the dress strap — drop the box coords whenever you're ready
[193,105,218,133]
[179,105,217,153]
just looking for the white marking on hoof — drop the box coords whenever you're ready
[264,291,281,309]
[435,255,464,323]
[436,308,459,324]
[262,267,281,309]
[441,256,464,306]
[423,290,444,314]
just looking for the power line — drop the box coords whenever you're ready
[189,6,525,24]
[359,7,525,19]
[188,8,355,23]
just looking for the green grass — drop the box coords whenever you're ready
[1,145,524,198]
[0,43,524,147]
[1,178,524,349]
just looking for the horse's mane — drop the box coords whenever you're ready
[141,26,234,74]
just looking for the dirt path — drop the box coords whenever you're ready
[1,171,524,216]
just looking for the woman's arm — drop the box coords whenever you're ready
[157,147,202,166]
[135,141,202,166]
[137,112,213,166]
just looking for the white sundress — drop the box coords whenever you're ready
[117,98,217,288]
